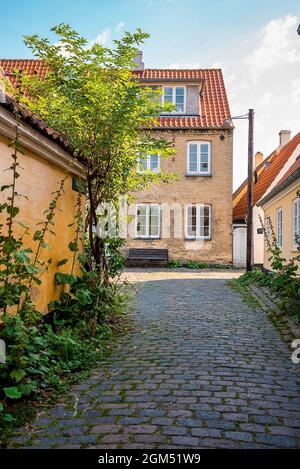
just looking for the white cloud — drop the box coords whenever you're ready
[291,79,300,104]
[116,21,125,32]
[247,15,300,82]
[168,61,202,69]
[87,28,111,48]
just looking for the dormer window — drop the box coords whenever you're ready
[138,154,160,173]
[163,86,185,113]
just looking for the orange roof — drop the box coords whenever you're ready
[0,60,231,129]
[0,59,50,86]
[233,132,300,221]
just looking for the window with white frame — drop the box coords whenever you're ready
[265,216,271,249]
[293,197,300,248]
[163,86,185,113]
[138,154,160,173]
[277,208,283,248]
[185,204,211,239]
[135,204,160,238]
[187,141,211,175]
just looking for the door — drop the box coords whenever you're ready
[233,226,247,268]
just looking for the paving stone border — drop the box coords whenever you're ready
[249,284,300,345]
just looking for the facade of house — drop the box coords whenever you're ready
[0,57,233,264]
[0,87,86,313]
[126,62,233,263]
[258,157,300,272]
[233,130,300,267]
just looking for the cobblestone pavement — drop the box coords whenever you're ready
[11,269,300,449]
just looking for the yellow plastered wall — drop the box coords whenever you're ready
[0,133,86,314]
[262,181,300,272]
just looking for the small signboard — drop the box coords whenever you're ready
[72,178,87,194]
[257,228,264,234]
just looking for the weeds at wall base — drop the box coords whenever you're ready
[0,303,131,446]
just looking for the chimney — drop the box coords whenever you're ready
[254,151,263,169]
[279,130,291,148]
[132,50,144,71]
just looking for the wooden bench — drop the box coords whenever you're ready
[127,248,169,267]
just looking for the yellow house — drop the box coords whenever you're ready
[258,156,300,272]
[0,90,87,313]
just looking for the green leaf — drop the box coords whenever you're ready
[1,185,11,192]
[68,241,78,252]
[3,413,16,423]
[33,230,43,241]
[14,249,31,263]
[18,383,34,396]
[55,272,77,285]
[6,206,19,218]
[0,402,3,412]
[4,387,22,399]
[10,369,26,383]
[57,258,68,267]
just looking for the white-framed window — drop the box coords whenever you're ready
[162,86,186,113]
[265,216,271,249]
[187,141,211,175]
[293,197,300,248]
[185,204,211,239]
[277,208,283,248]
[135,204,160,239]
[138,154,160,173]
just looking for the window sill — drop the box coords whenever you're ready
[185,173,212,177]
[134,237,161,241]
[184,237,212,241]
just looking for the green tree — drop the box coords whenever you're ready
[20,24,175,279]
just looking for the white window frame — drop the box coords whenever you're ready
[135,203,160,239]
[277,208,283,248]
[138,154,160,173]
[187,141,212,175]
[293,197,300,249]
[185,204,212,240]
[162,86,186,114]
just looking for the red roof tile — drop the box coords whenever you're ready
[0,60,231,129]
[233,132,300,221]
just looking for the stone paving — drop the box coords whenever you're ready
[10,269,300,449]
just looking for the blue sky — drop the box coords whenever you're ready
[1,0,300,189]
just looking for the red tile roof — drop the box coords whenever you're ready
[233,132,300,221]
[0,60,231,129]
[0,59,50,86]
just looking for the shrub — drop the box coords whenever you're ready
[167,259,183,268]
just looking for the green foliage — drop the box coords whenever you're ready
[20,24,176,273]
[105,238,126,278]
[186,261,209,269]
[167,259,183,268]
[237,269,274,287]
[0,306,120,434]
[237,215,300,323]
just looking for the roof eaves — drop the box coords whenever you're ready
[258,167,300,206]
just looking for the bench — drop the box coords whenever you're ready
[127,248,169,267]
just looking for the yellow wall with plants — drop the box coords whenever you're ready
[262,182,300,272]
[0,133,86,314]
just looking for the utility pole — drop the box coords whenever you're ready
[246,109,254,271]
